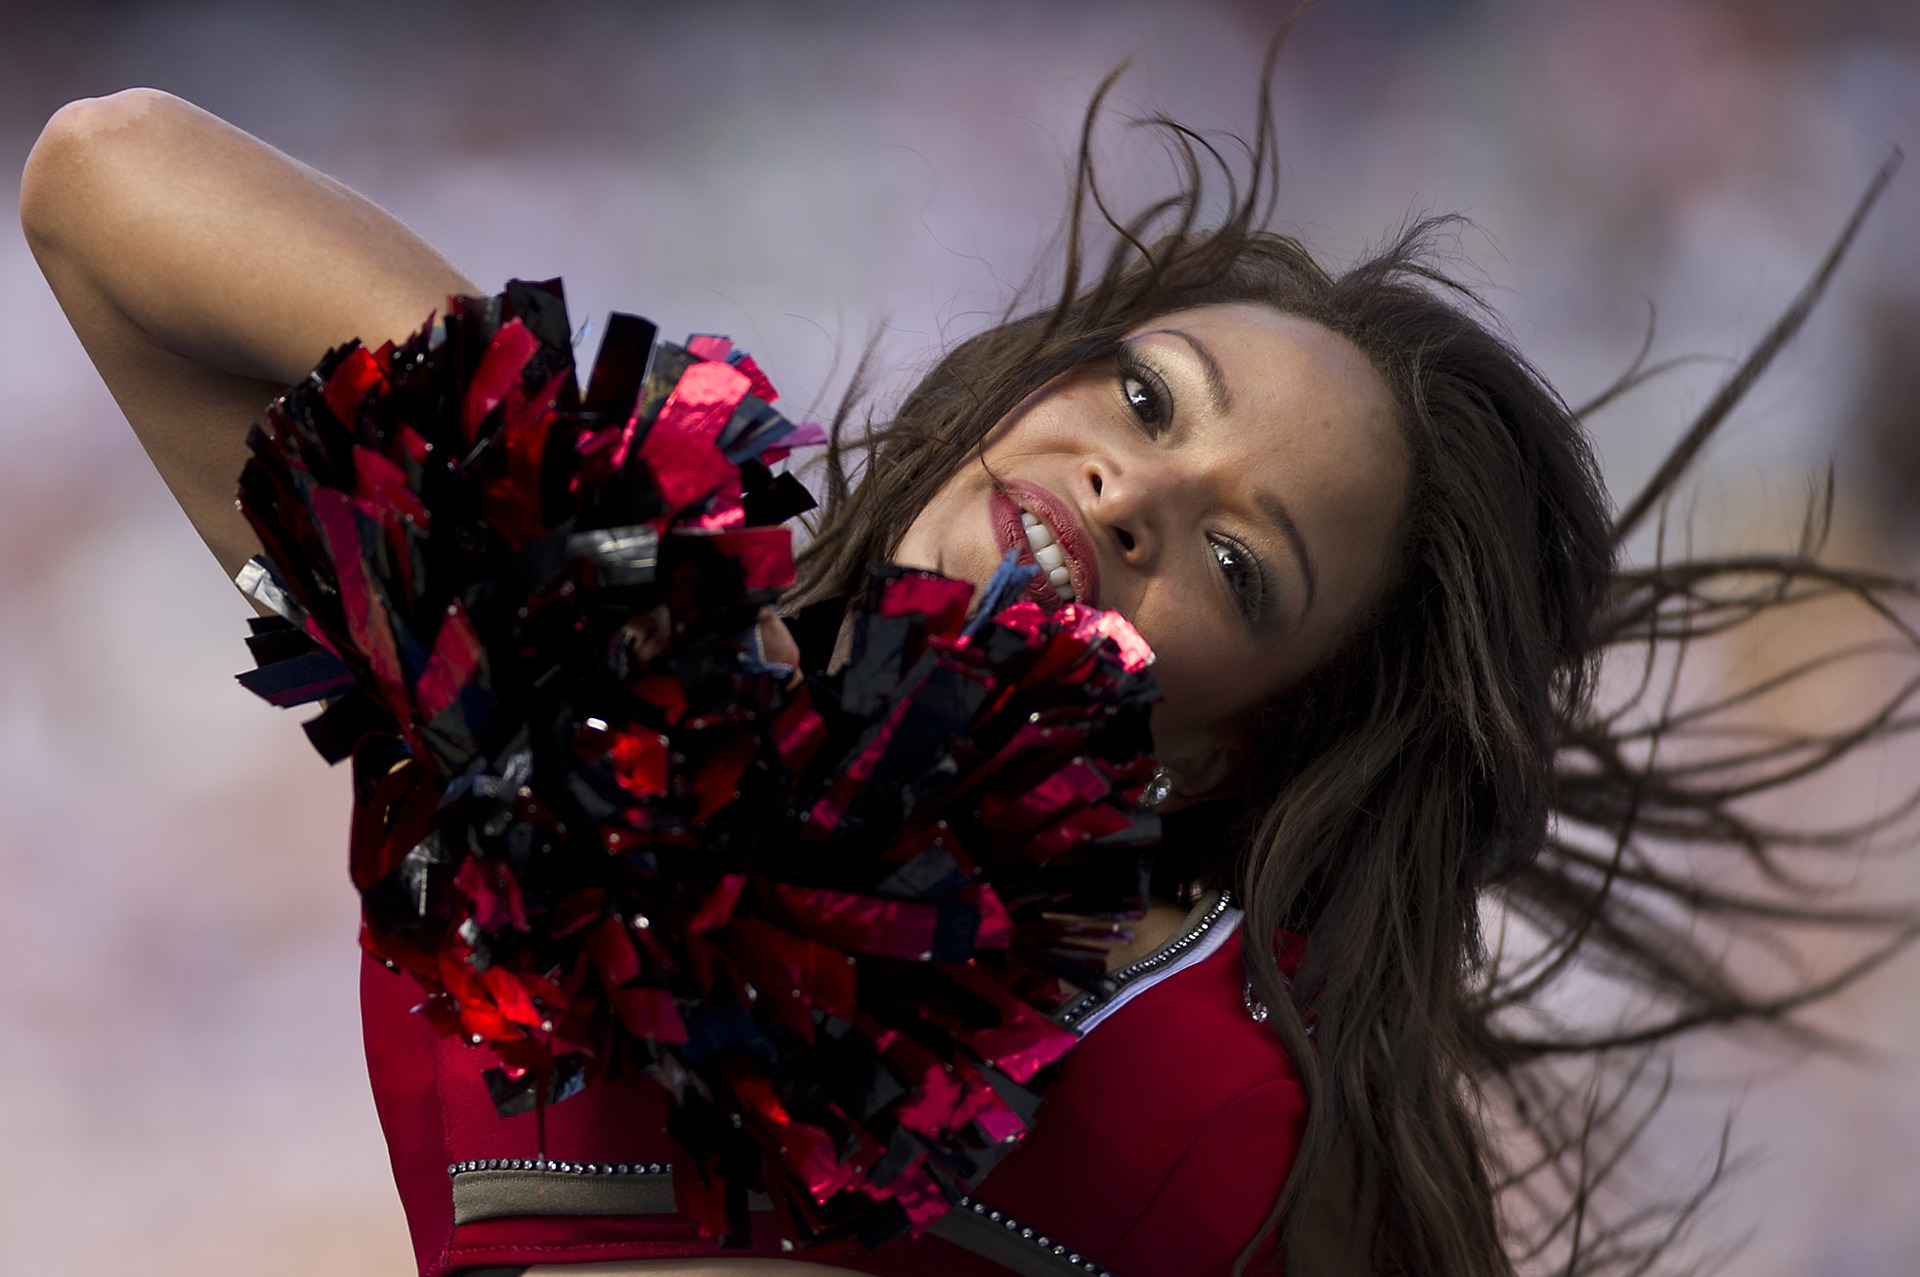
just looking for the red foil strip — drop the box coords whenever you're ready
[482,366,570,546]
[437,946,520,1043]
[941,964,1078,1085]
[805,695,910,837]
[948,1056,1027,1143]
[571,416,637,490]
[323,343,386,429]
[689,874,747,933]
[461,318,540,441]
[770,691,827,769]
[986,599,1048,641]
[415,600,483,722]
[1015,803,1134,864]
[732,1076,870,1205]
[1065,605,1156,672]
[876,572,974,633]
[767,884,947,961]
[673,1154,729,1239]
[348,755,438,893]
[707,526,795,592]
[480,965,547,1030]
[885,1038,965,1140]
[975,756,1111,845]
[729,916,858,1024]
[454,857,530,933]
[874,1161,950,1235]
[968,884,1015,948]
[655,359,752,443]
[636,417,742,512]
[584,914,645,988]
[684,334,734,363]
[395,423,432,467]
[729,351,780,405]
[608,729,671,798]
[608,983,688,1043]
[1019,627,1099,690]
[774,421,828,450]
[353,443,429,528]
[632,673,690,725]
[689,728,756,822]
[311,487,412,726]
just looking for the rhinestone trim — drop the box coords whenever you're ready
[1055,891,1235,1032]
[448,1158,672,1177]
[956,1194,1116,1276]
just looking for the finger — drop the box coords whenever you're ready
[756,608,801,669]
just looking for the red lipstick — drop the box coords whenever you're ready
[988,479,1102,611]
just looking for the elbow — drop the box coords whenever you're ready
[20,88,184,251]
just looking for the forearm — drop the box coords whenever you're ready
[20,88,476,576]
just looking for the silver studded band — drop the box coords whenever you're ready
[926,1194,1116,1277]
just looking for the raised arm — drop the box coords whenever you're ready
[19,88,476,579]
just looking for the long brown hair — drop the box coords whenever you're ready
[789,39,1917,1277]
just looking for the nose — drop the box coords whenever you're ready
[1083,450,1190,570]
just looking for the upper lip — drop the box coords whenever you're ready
[992,478,1103,609]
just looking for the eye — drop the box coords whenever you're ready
[1114,348,1172,435]
[1209,534,1268,625]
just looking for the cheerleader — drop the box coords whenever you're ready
[21,61,1911,1277]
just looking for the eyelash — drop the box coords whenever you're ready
[1112,346,1269,625]
[1114,348,1172,435]
[1210,536,1266,624]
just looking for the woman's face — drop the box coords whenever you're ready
[894,303,1411,794]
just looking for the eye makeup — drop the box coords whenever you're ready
[1112,337,1279,630]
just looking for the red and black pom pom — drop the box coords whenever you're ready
[234,280,1161,1247]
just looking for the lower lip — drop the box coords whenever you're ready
[989,488,1071,610]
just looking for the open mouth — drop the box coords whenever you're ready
[1019,508,1078,601]
[989,482,1100,610]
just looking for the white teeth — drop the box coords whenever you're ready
[1018,507,1076,601]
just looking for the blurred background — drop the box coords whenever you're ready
[3,1,1918,1272]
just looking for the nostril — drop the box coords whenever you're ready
[1115,527,1135,552]
[1091,474,1103,496]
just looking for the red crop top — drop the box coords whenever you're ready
[362,895,1305,1277]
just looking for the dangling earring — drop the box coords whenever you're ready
[1140,766,1175,811]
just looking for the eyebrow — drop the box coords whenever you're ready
[1140,327,1232,416]
[1256,490,1319,621]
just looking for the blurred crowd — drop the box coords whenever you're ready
[2,2,1916,1272]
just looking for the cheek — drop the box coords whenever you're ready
[892,500,942,573]
[1135,622,1255,754]
[1136,610,1336,760]
[893,474,973,573]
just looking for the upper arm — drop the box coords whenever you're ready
[20,89,477,579]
